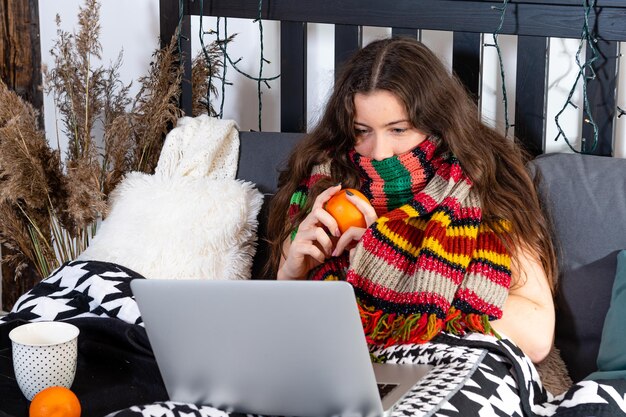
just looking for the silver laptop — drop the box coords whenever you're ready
[131,279,432,417]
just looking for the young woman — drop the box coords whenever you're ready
[266,37,556,365]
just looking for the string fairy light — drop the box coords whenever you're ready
[196,0,280,131]
[612,54,624,127]
[484,0,611,153]
[213,17,233,118]
[485,0,511,137]
[617,48,625,120]
[197,7,232,116]
[177,0,184,54]
[553,0,599,154]
[254,0,271,132]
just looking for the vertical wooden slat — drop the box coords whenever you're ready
[335,24,361,81]
[159,0,192,115]
[392,28,419,40]
[452,32,481,103]
[582,39,618,156]
[514,36,548,156]
[180,13,193,116]
[281,21,307,132]
[0,0,43,311]
[159,0,179,49]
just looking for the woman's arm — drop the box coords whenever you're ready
[491,246,555,363]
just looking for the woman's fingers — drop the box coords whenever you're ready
[311,184,342,210]
[299,206,340,236]
[299,185,342,236]
[291,185,381,264]
[280,185,349,279]
[332,227,365,257]
[294,227,334,257]
[345,191,378,227]
[291,240,327,264]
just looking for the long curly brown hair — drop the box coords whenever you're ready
[265,37,557,290]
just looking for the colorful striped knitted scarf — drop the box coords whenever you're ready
[288,137,512,347]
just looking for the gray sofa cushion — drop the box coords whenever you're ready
[236,132,305,278]
[236,131,305,195]
[530,153,626,382]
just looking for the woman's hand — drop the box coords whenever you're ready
[331,190,378,262]
[277,184,343,280]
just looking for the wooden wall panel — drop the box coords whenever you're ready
[0,0,43,114]
[0,0,43,310]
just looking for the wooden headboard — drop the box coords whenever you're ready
[159,0,626,157]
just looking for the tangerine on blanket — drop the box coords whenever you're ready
[29,386,81,417]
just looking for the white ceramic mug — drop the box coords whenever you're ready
[9,321,80,400]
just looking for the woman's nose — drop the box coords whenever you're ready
[370,135,394,161]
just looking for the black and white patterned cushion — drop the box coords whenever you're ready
[1,260,144,325]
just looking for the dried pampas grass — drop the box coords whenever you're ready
[131,31,183,173]
[0,80,61,278]
[1,0,226,288]
[0,82,63,212]
[0,203,40,281]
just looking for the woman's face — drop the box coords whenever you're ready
[352,90,427,160]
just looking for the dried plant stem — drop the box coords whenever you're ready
[71,91,80,157]
[53,92,61,152]
[17,205,53,278]
[83,51,91,156]
[16,205,52,255]
[49,212,68,261]
[28,225,50,278]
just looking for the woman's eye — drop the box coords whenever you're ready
[392,128,407,134]
[354,129,368,136]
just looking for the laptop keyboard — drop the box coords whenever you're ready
[377,383,399,399]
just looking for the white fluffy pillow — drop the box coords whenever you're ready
[78,172,263,280]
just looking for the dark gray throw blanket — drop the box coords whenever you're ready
[1,260,625,417]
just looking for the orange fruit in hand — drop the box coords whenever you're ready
[324,188,372,234]
[30,386,81,417]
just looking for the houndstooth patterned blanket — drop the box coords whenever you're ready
[2,260,625,417]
